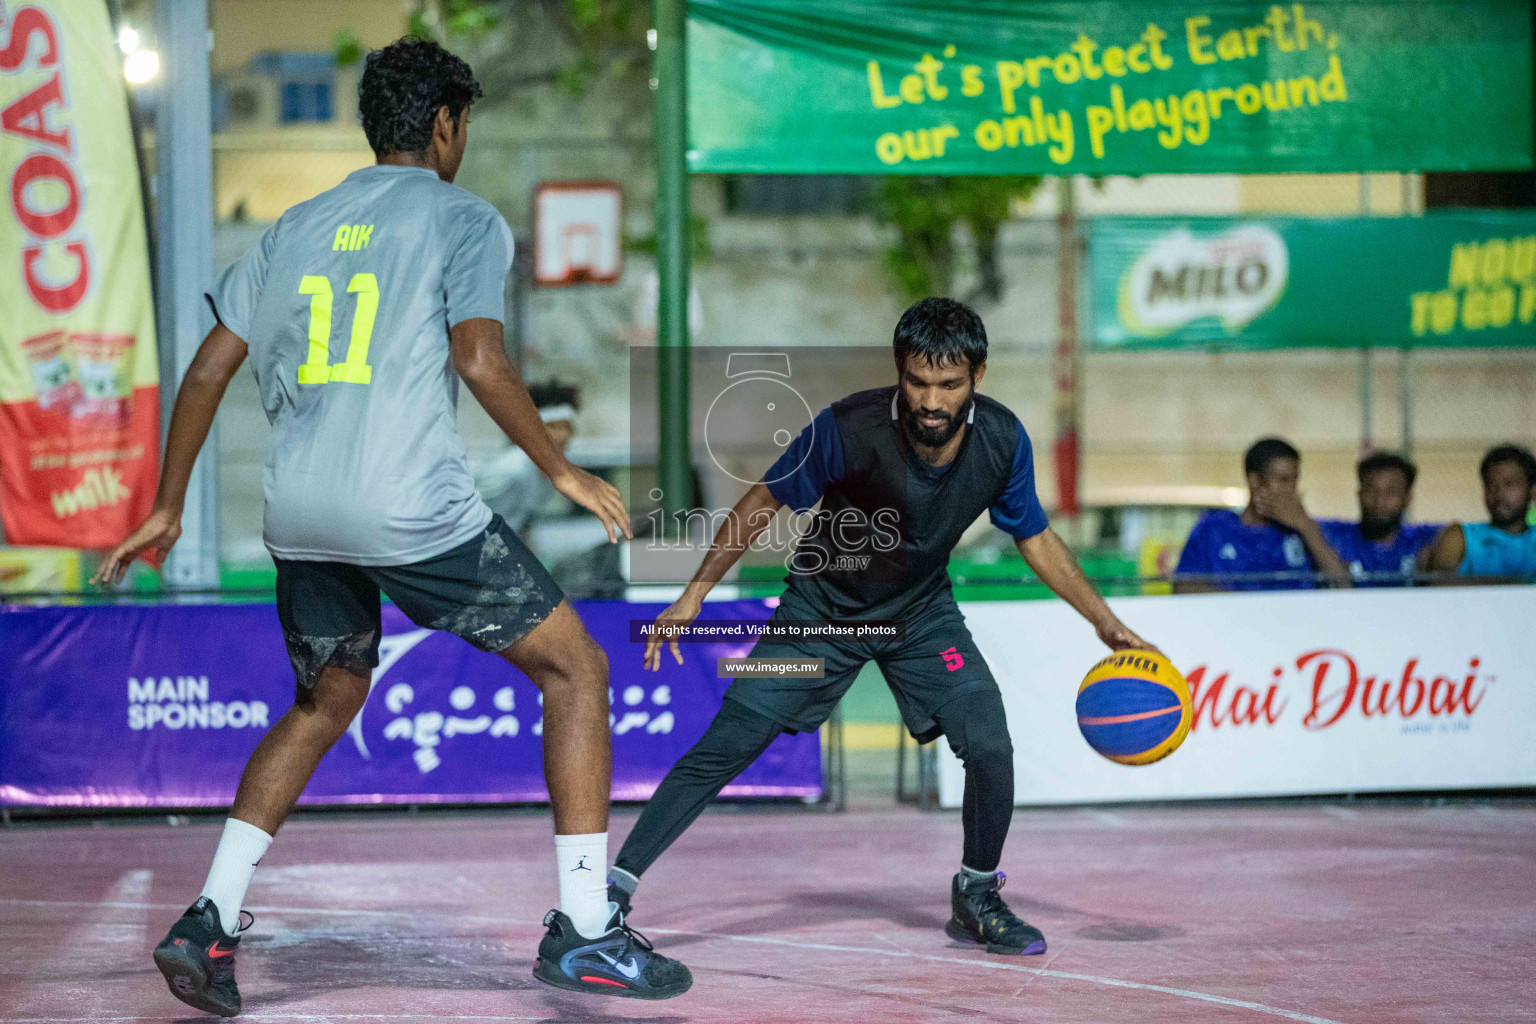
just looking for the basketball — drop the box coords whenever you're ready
[1076,650,1193,766]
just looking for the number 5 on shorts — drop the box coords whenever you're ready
[298,273,379,385]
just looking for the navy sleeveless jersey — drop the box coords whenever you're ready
[764,385,1047,620]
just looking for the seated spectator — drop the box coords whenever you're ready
[1419,443,1536,581]
[474,381,579,534]
[1174,437,1350,592]
[1319,452,1439,586]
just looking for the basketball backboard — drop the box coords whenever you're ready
[532,181,623,287]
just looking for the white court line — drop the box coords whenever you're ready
[0,897,1350,1024]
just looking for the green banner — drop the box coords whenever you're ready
[1090,214,1536,350]
[688,0,1533,175]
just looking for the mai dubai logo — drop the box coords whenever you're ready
[1117,223,1288,339]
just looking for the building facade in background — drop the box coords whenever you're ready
[185,1,1535,566]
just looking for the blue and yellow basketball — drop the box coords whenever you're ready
[1075,650,1192,766]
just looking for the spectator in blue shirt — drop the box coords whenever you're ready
[1420,444,1536,581]
[1174,437,1350,592]
[1319,452,1439,587]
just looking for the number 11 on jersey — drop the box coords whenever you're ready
[298,272,379,385]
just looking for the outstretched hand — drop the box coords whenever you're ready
[91,507,181,587]
[643,597,701,672]
[552,466,632,544]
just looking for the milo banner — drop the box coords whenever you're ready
[0,600,822,807]
[0,2,159,547]
[1091,213,1536,350]
[688,0,1533,175]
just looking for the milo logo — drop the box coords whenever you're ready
[1117,223,1288,338]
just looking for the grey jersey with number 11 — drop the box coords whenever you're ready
[207,165,512,565]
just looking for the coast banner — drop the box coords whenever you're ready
[1091,213,1536,350]
[687,0,1533,175]
[0,1,159,547]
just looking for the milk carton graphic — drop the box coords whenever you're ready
[20,331,83,412]
[69,333,137,427]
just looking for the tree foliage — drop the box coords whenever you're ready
[403,0,650,107]
[875,176,1042,304]
[395,3,1037,303]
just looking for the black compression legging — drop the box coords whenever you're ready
[614,688,1015,879]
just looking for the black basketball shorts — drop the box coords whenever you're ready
[722,586,999,743]
[273,514,564,697]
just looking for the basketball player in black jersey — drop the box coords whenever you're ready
[609,298,1156,956]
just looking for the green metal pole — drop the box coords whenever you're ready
[655,0,691,518]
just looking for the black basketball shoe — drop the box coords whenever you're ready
[152,896,252,1017]
[945,871,1047,955]
[533,906,692,999]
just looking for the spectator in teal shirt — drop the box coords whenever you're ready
[1420,444,1536,581]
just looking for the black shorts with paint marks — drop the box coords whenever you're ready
[274,514,564,696]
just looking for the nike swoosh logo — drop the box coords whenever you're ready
[596,950,640,979]
[207,942,235,959]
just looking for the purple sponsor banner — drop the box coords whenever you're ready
[0,598,821,807]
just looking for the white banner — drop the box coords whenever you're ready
[941,587,1536,807]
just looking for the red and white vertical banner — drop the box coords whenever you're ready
[946,588,1536,806]
[0,1,158,548]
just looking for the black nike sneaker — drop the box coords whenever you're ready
[533,906,692,999]
[945,871,1047,955]
[152,897,251,1017]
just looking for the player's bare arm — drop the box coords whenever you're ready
[1252,485,1352,587]
[1420,522,1524,586]
[1016,527,1155,652]
[92,324,249,587]
[449,316,630,543]
[644,481,784,671]
[1420,522,1466,575]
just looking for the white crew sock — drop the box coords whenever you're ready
[198,818,273,935]
[555,832,612,939]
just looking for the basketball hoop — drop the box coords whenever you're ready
[532,181,623,287]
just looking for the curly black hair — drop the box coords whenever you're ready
[358,37,483,158]
[892,297,988,372]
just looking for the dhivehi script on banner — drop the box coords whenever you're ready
[0,600,822,808]
[688,0,1534,175]
[0,1,159,547]
[1092,214,1536,350]
[943,588,1536,806]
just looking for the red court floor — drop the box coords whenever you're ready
[1,799,1532,1023]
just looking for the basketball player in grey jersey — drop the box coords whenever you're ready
[96,40,689,1013]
